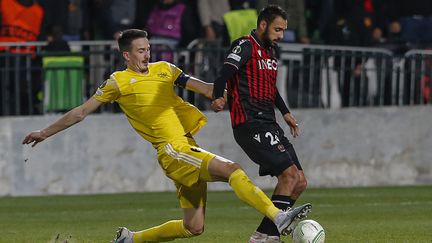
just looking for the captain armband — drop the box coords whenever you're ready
[174,73,190,88]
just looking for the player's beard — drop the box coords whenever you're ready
[262,27,273,47]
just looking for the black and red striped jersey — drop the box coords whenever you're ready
[223,30,280,129]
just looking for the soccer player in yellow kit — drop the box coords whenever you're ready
[22,29,311,242]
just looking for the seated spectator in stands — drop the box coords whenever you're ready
[39,0,91,41]
[230,0,256,10]
[45,25,71,53]
[386,0,432,46]
[197,0,230,46]
[329,0,386,47]
[325,0,388,107]
[147,0,186,47]
[256,0,310,44]
[95,0,136,40]
[147,0,196,61]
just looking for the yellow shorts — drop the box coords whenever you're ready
[157,136,215,208]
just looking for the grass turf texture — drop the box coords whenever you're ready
[0,186,431,242]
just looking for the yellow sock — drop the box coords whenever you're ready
[133,220,194,242]
[229,169,280,220]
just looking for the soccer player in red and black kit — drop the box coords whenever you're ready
[211,5,311,243]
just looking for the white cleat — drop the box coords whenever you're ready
[275,203,312,236]
[112,227,133,243]
[249,231,268,243]
[249,231,284,243]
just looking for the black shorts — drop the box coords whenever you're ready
[233,123,302,177]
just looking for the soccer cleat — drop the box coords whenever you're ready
[274,203,312,236]
[249,231,285,243]
[249,231,268,243]
[112,227,133,243]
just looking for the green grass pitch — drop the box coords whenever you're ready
[0,186,431,242]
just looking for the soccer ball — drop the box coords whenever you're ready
[292,219,325,243]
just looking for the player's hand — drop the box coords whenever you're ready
[283,113,300,138]
[211,97,226,112]
[22,130,47,147]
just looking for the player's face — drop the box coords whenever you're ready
[263,16,287,46]
[124,37,151,74]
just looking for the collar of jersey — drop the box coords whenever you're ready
[126,67,150,76]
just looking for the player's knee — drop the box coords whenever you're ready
[296,177,308,192]
[226,162,242,173]
[278,167,299,185]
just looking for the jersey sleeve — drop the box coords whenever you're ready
[93,75,120,103]
[223,38,252,69]
[167,62,184,85]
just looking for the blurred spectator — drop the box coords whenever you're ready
[330,0,386,47]
[0,0,44,51]
[39,0,91,41]
[0,0,44,115]
[324,0,388,107]
[178,0,202,47]
[95,0,136,40]
[147,0,186,46]
[256,0,310,43]
[197,0,230,45]
[146,0,191,61]
[230,0,256,10]
[135,0,157,33]
[44,25,71,53]
[386,0,432,46]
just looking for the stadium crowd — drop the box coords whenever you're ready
[1,0,432,116]
[2,0,432,52]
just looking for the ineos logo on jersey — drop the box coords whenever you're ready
[257,59,278,70]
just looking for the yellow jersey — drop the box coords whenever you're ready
[93,61,207,148]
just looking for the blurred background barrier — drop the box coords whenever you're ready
[0,40,431,116]
[1,106,431,196]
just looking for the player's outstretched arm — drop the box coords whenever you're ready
[184,76,215,99]
[22,98,103,147]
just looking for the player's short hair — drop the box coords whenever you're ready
[257,5,288,26]
[117,29,148,52]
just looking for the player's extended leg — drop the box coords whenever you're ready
[251,164,299,242]
[251,166,308,242]
[206,155,279,219]
[130,181,207,242]
[204,155,311,236]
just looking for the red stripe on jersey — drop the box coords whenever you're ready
[247,55,253,99]
[258,47,264,100]
[261,56,267,100]
[251,47,259,99]
[229,74,246,126]
[236,74,246,124]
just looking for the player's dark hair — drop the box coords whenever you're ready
[117,29,148,52]
[257,5,287,26]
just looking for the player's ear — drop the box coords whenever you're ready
[123,51,130,61]
[259,20,267,30]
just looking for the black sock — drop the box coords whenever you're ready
[256,195,296,236]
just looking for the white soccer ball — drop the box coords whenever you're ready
[292,219,325,243]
